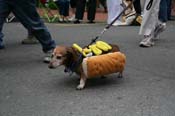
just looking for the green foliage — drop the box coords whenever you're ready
[47,1,58,10]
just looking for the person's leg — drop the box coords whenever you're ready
[159,0,168,22]
[167,0,172,20]
[62,0,69,22]
[55,0,64,22]
[11,0,56,53]
[140,0,146,14]
[107,0,123,25]
[11,0,56,62]
[153,0,167,38]
[21,29,38,44]
[87,0,96,23]
[133,0,141,15]
[68,0,76,21]
[74,0,86,23]
[99,0,107,12]
[64,1,70,17]
[139,0,161,47]
[0,0,11,49]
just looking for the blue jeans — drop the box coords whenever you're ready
[0,0,56,52]
[159,0,169,22]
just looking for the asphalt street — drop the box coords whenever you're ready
[0,21,175,116]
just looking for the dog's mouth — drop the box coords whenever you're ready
[48,60,62,69]
[48,64,56,69]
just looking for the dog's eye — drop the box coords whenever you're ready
[56,56,62,59]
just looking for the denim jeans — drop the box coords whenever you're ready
[159,0,169,22]
[0,0,56,52]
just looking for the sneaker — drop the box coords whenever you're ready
[43,49,53,63]
[21,36,38,44]
[68,15,75,21]
[154,23,166,38]
[58,17,63,23]
[139,35,154,47]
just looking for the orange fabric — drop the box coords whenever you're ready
[86,52,126,78]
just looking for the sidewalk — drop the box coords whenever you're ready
[37,8,108,23]
[84,9,108,23]
[38,3,175,23]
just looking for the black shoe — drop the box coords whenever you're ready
[88,20,95,24]
[74,20,80,24]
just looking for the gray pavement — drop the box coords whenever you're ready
[0,21,175,116]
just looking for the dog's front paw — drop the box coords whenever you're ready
[76,85,84,90]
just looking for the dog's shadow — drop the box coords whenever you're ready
[55,74,125,90]
[86,75,124,89]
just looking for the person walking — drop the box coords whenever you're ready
[21,30,39,44]
[0,0,56,62]
[139,0,167,47]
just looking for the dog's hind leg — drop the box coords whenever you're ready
[76,73,87,90]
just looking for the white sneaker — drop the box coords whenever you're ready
[58,17,63,22]
[154,23,166,38]
[68,15,75,21]
[139,35,154,47]
[44,49,53,63]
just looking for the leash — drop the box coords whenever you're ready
[89,0,135,46]
[66,0,135,75]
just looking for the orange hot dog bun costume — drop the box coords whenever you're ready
[82,52,126,78]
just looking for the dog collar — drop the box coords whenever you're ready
[64,48,84,75]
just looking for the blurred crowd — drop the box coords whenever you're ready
[6,0,175,26]
[36,0,174,25]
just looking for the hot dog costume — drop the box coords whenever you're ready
[82,52,126,78]
[73,41,126,78]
